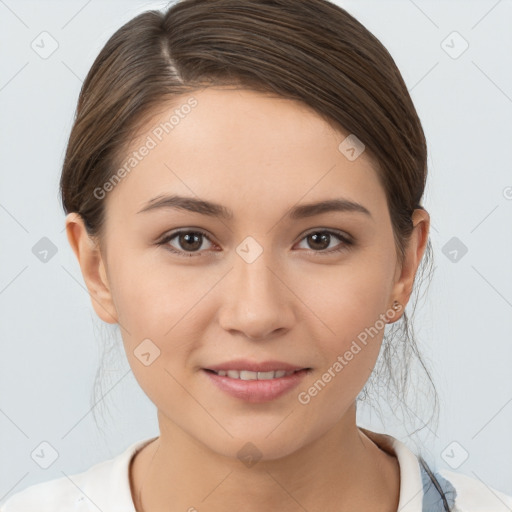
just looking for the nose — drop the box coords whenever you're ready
[217,247,295,341]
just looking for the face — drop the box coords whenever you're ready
[67,87,428,461]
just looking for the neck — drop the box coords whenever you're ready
[130,404,400,512]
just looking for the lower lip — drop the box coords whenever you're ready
[202,369,310,403]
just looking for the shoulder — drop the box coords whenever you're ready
[359,428,512,512]
[0,437,156,512]
[431,468,512,512]
[0,474,85,512]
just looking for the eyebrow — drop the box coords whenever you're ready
[137,194,372,220]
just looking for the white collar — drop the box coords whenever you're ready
[359,427,425,511]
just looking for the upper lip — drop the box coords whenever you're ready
[205,359,309,372]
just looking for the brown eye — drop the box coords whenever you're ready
[175,232,204,252]
[307,232,331,250]
[296,230,353,254]
[157,229,214,257]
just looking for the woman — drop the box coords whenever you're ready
[2,0,511,511]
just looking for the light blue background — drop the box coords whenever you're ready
[1,0,511,502]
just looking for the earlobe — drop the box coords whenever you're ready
[65,213,118,324]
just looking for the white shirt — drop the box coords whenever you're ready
[1,429,511,511]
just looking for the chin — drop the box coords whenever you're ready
[197,424,313,464]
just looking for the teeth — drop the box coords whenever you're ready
[257,371,275,380]
[240,370,258,380]
[213,369,298,380]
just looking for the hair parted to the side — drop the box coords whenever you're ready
[60,1,446,505]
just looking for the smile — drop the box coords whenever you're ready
[205,369,300,380]
[202,368,311,403]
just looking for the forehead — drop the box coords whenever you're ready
[104,87,386,221]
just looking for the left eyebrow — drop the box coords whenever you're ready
[136,194,372,221]
[288,198,372,220]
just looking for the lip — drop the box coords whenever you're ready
[205,359,307,373]
[202,361,311,403]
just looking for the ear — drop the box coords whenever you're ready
[65,212,118,324]
[388,208,430,320]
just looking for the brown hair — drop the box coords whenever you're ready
[60,0,444,500]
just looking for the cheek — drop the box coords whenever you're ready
[304,258,392,338]
[109,246,204,334]
[301,259,392,387]
[108,252,217,381]
[297,287,388,421]
[108,260,201,407]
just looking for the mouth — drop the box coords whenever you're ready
[202,366,312,403]
[203,368,309,380]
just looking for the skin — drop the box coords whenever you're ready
[66,87,430,511]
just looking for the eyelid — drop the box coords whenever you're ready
[298,227,353,243]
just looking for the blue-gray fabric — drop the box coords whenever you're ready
[420,461,458,511]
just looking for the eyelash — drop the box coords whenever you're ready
[156,228,354,258]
